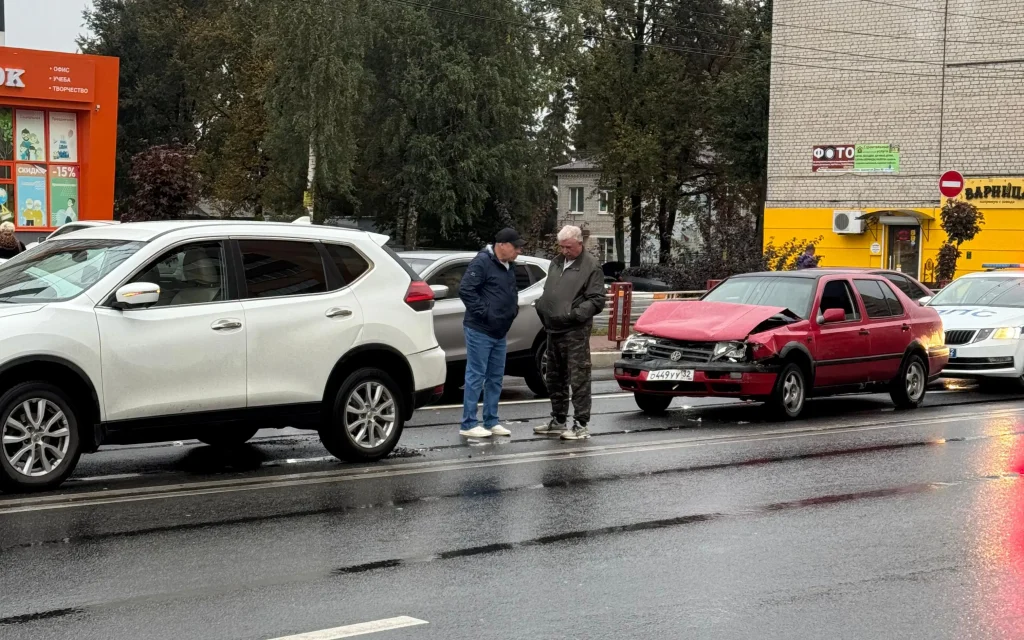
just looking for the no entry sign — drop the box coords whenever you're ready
[940,171,964,198]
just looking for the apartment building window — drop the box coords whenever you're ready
[596,237,615,263]
[569,187,585,214]
[598,190,609,214]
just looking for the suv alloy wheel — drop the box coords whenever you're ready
[0,382,82,492]
[319,367,405,462]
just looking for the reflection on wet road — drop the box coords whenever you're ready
[3,378,1024,639]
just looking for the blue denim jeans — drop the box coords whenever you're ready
[461,326,507,431]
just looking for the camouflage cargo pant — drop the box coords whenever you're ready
[545,328,592,426]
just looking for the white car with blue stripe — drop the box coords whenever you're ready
[928,269,1024,385]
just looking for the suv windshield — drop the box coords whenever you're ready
[928,276,1024,308]
[703,276,816,319]
[0,239,143,303]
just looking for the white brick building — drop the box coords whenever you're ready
[553,160,701,264]
[766,0,1024,281]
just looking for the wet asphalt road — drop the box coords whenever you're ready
[3,375,1024,639]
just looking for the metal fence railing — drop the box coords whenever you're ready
[594,290,706,328]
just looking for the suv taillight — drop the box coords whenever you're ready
[405,281,435,311]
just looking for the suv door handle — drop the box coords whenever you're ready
[859,329,870,336]
[211,319,242,331]
[326,307,353,319]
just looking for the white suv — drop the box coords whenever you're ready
[0,221,446,491]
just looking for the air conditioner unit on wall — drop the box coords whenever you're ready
[833,210,865,234]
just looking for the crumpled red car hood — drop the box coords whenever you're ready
[633,301,790,342]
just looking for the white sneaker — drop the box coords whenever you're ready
[460,426,492,438]
[534,420,567,435]
[489,426,512,437]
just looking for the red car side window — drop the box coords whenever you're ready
[818,280,860,321]
[879,281,906,316]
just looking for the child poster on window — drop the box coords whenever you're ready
[48,112,78,163]
[16,164,46,227]
[49,165,79,227]
[14,110,45,162]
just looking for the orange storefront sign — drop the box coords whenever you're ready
[0,49,96,104]
[0,47,118,231]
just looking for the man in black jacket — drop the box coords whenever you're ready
[534,225,606,440]
[457,228,524,438]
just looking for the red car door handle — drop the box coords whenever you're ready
[859,329,870,336]
[902,324,911,332]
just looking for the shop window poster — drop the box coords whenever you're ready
[0,186,12,223]
[14,110,45,162]
[49,165,79,227]
[0,109,13,162]
[48,112,78,163]
[16,164,47,227]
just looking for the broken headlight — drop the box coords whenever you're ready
[623,333,657,355]
[712,341,748,362]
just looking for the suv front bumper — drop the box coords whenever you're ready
[614,358,781,398]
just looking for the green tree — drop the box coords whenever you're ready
[80,0,212,204]
[120,143,198,222]
[358,0,542,248]
[704,0,772,248]
[258,0,369,223]
[936,200,985,281]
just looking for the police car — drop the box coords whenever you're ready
[928,267,1024,386]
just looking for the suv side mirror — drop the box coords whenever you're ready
[918,296,932,306]
[114,282,160,309]
[821,308,846,324]
[429,284,449,300]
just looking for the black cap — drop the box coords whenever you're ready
[495,228,525,248]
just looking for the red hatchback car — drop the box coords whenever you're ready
[614,270,949,418]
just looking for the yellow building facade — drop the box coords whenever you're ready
[766,0,1024,286]
[765,198,1024,284]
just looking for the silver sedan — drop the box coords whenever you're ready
[398,251,551,398]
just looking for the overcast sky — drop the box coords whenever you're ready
[6,0,94,53]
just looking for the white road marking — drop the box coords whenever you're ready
[2,406,1021,514]
[429,392,631,410]
[71,473,144,483]
[268,617,428,639]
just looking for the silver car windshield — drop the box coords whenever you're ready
[401,257,437,274]
[0,239,143,303]
[928,276,1024,308]
[703,276,815,319]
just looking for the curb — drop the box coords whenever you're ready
[592,351,621,369]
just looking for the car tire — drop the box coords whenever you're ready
[978,376,1024,393]
[890,354,928,409]
[0,382,82,493]
[441,363,465,403]
[319,367,405,463]
[769,363,806,420]
[524,342,550,398]
[197,426,260,448]
[634,393,672,415]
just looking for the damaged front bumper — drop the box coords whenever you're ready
[613,357,781,398]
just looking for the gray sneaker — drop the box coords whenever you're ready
[534,420,567,435]
[560,425,591,440]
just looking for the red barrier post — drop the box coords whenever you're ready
[608,282,633,349]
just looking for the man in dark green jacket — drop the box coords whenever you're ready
[533,225,606,440]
